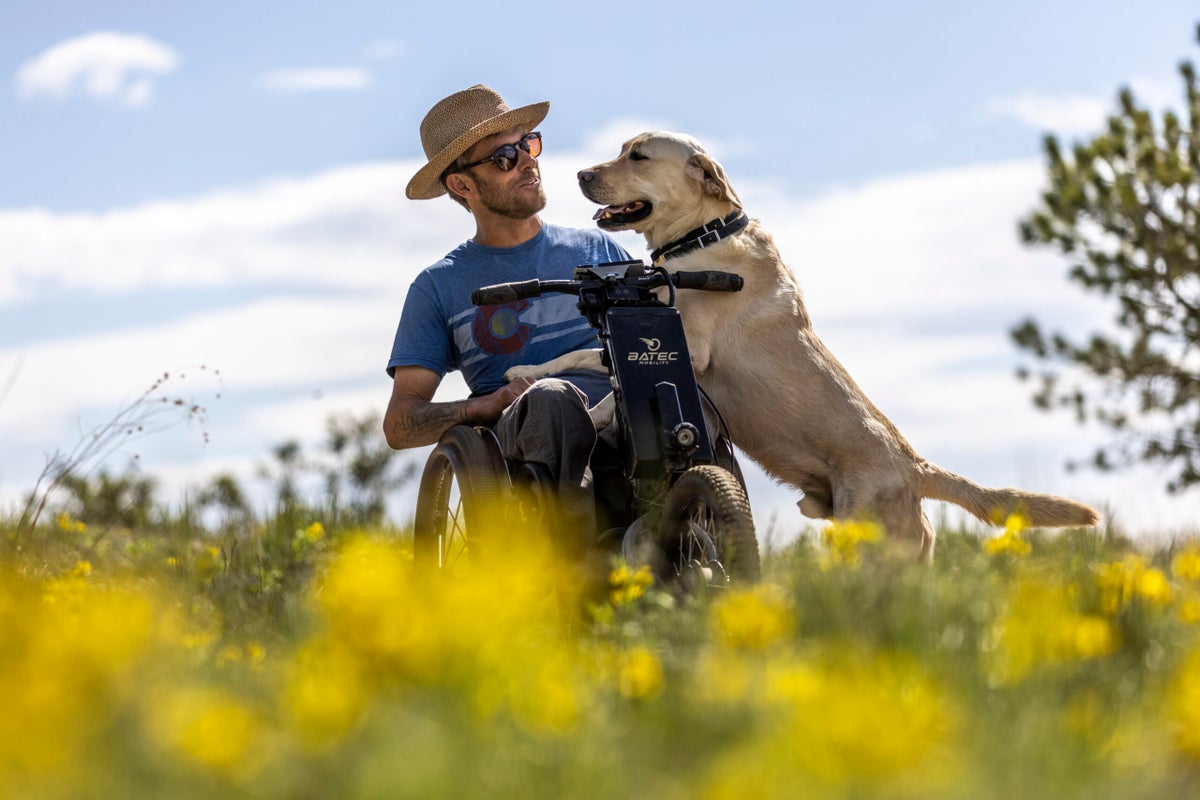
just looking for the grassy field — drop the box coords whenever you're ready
[3,508,1200,799]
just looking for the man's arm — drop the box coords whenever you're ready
[383,365,533,449]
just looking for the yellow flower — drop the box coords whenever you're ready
[283,643,369,747]
[144,685,268,776]
[608,563,654,606]
[1096,556,1172,613]
[983,513,1033,557]
[55,511,87,535]
[0,572,160,782]
[1172,546,1200,582]
[1071,615,1119,659]
[618,646,664,700]
[1005,513,1029,535]
[820,519,883,569]
[711,584,796,651]
[304,521,326,542]
[989,576,1119,684]
[1178,593,1200,625]
[704,649,960,795]
[1136,567,1172,606]
[984,531,1032,557]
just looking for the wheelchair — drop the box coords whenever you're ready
[412,261,760,591]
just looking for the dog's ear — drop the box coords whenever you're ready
[686,152,743,209]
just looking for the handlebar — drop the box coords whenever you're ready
[470,268,743,306]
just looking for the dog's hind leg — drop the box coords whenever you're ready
[838,481,935,563]
[876,502,936,563]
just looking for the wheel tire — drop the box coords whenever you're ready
[654,465,760,588]
[412,426,508,575]
[510,461,560,545]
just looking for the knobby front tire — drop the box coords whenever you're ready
[656,465,760,587]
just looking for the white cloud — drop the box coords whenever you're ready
[1128,77,1184,116]
[15,31,179,108]
[982,77,1185,138]
[982,91,1109,136]
[2,139,1197,539]
[0,161,454,302]
[259,68,372,92]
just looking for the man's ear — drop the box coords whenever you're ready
[685,152,743,209]
[445,172,473,203]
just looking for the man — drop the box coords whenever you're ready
[384,84,632,548]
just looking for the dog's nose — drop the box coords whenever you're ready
[578,169,595,185]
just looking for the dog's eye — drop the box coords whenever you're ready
[629,151,649,161]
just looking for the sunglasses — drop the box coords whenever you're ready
[454,132,542,173]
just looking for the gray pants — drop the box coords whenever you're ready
[494,378,598,553]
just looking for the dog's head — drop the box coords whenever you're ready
[578,131,742,248]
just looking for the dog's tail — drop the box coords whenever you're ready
[918,463,1099,528]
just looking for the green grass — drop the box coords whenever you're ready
[3,509,1200,799]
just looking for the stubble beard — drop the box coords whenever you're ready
[476,171,547,220]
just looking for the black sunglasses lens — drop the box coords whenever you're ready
[525,133,542,158]
[492,144,519,171]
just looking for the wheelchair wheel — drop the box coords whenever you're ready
[654,465,760,588]
[412,425,509,575]
[509,461,560,545]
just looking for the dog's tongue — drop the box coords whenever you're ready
[593,201,644,221]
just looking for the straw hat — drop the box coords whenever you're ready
[406,84,550,200]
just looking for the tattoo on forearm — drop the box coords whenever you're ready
[389,399,471,445]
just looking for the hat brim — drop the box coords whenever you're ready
[406,101,550,200]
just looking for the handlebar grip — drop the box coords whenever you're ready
[672,270,744,292]
[471,279,543,305]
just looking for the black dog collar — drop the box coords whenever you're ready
[650,211,750,263]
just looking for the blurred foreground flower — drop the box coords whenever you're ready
[1171,544,1200,583]
[617,646,664,700]
[710,583,796,651]
[0,569,160,789]
[290,531,589,744]
[820,519,882,569]
[143,684,272,778]
[702,648,960,796]
[984,513,1032,557]
[988,574,1118,684]
[55,511,87,535]
[1096,555,1172,614]
[608,563,654,606]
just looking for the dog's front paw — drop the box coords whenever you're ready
[504,365,543,382]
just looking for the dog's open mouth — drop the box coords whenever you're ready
[592,200,652,229]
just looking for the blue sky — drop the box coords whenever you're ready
[3,1,1200,538]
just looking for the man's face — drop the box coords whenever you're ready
[460,126,546,219]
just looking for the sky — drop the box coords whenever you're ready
[3,1,1200,542]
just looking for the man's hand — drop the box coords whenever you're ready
[469,376,535,422]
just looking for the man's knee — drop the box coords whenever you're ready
[522,378,591,419]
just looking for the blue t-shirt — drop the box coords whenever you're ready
[387,223,632,406]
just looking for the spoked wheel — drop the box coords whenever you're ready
[652,465,760,590]
[413,425,509,575]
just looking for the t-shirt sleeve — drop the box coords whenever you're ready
[386,277,453,379]
[603,233,634,263]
